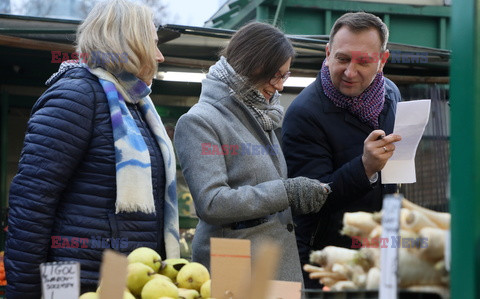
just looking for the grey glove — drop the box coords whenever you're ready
[283,177,331,215]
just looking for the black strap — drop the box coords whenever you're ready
[230,217,268,230]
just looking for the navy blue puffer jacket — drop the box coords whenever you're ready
[5,67,167,298]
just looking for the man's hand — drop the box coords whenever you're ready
[362,129,402,179]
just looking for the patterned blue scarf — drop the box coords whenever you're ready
[320,59,385,129]
[89,67,179,258]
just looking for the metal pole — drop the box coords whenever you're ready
[0,91,9,251]
[272,0,285,27]
[0,92,8,210]
[450,0,480,297]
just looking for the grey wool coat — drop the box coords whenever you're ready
[174,76,304,283]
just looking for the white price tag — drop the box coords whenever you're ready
[379,194,402,299]
[40,261,80,299]
[445,229,451,271]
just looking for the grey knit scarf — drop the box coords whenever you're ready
[207,56,284,131]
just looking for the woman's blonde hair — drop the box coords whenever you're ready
[76,0,158,80]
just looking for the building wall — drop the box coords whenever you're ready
[208,0,451,49]
[350,0,449,5]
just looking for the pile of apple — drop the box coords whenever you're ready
[79,247,212,299]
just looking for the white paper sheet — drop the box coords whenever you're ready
[381,99,431,184]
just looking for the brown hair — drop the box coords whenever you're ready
[221,22,295,87]
[330,12,389,51]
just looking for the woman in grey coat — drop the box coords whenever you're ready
[174,22,331,283]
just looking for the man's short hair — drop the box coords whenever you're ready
[329,12,389,51]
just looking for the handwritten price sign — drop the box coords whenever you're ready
[40,262,80,299]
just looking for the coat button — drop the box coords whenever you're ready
[287,223,294,232]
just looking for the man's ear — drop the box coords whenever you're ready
[325,43,331,66]
[379,49,390,72]
[380,50,390,63]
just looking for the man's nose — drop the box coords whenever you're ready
[344,62,358,77]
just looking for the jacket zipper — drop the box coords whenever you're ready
[310,220,322,246]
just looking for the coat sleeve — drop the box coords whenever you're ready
[5,78,96,298]
[174,112,290,226]
[282,103,373,209]
[385,77,402,105]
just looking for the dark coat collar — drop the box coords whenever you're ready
[313,71,396,135]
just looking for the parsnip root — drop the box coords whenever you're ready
[402,198,450,229]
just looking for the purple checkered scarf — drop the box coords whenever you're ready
[320,59,385,128]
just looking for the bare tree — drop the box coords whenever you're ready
[9,0,55,17]
[25,0,55,16]
[77,0,176,24]
[141,0,169,25]
[77,0,98,19]
[0,0,11,14]
[9,0,177,24]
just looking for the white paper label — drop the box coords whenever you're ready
[40,262,80,299]
[379,194,402,299]
[445,229,451,271]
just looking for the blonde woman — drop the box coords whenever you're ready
[5,0,179,296]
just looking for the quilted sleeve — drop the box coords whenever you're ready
[5,77,98,298]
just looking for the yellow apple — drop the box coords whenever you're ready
[141,277,178,299]
[126,262,156,296]
[178,287,200,299]
[200,279,211,298]
[151,273,173,283]
[123,290,135,299]
[127,247,162,272]
[79,292,98,299]
[159,258,189,281]
[176,262,210,292]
